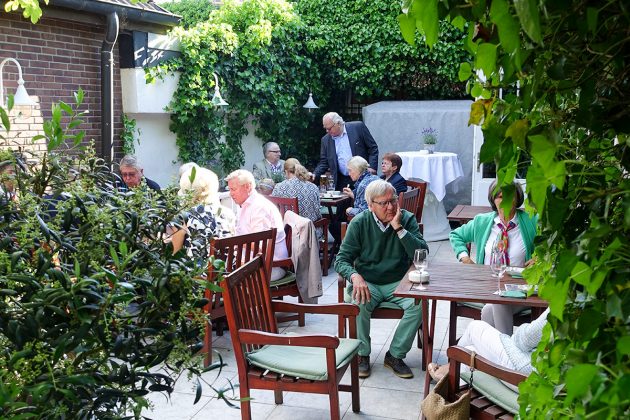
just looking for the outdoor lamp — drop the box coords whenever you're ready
[302,92,318,110]
[0,57,36,108]
[211,72,229,107]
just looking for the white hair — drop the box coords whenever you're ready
[347,156,369,173]
[225,169,256,189]
[178,162,199,178]
[179,167,220,205]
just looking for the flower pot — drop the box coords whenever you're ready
[425,144,435,154]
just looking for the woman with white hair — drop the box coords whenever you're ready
[170,167,236,257]
[343,156,380,217]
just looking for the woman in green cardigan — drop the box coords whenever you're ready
[449,180,538,334]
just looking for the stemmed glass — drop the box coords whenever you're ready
[414,249,428,274]
[490,248,507,294]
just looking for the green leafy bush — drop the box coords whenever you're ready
[0,93,223,418]
[160,0,218,28]
[402,0,629,417]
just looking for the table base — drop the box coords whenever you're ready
[420,190,451,241]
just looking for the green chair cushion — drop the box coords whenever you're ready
[461,370,520,414]
[270,271,296,288]
[246,335,361,381]
[459,302,484,310]
[344,285,403,310]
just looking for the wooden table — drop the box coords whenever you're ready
[393,262,547,396]
[447,204,492,225]
[319,193,352,222]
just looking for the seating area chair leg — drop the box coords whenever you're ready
[329,387,341,420]
[203,321,212,368]
[240,387,252,420]
[351,356,360,412]
[274,390,283,405]
[449,301,457,346]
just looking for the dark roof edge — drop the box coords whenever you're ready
[46,0,181,27]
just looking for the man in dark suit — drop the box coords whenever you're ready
[117,154,160,192]
[313,112,379,190]
[380,152,407,194]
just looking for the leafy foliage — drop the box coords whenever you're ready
[295,0,470,100]
[121,113,141,156]
[152,0,322,173]
[160,0,218,28]
[3,0,48,23]
[0,95,225,418]
[401,0,629,417]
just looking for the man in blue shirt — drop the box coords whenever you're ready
[313,112,379,190]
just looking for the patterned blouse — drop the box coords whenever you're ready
[184,204,235,258]
[271,178,323,239]
[347,171,380,217]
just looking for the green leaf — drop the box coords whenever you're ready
[617,336,630,357]
[514,0,542,44]
[505,119,528,149]
[490,0,520,54]
[417,0,438,48]
[475,43,498,78]
[0,106,10,131]
[565,364,598,404]
[458,62,472,81]
[397,13,416,46]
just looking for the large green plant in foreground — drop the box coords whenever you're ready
[0,94,225,418]
[401,0,629,417]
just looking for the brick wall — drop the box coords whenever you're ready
[0,11,123,160]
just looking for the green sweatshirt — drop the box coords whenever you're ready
[334,209,428,285]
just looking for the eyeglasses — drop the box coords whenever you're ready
[268,150,281,153]
[371,198,398,208]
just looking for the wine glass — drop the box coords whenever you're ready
[414,249,428,274]
[490,248,507,293]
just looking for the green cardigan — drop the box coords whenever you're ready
[449,210,538,264]
[334,209,428,285]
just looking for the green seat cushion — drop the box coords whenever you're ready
[246,335,361,381]
[459,302,484,310]
[461,370,520,414]
[344,286,403,310]
[270,271,296,288]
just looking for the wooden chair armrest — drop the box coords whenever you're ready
[447,345,528,386]
[313,217,329,230]
[272,257,292,269]
[337,274,347,303]
[272,300,359,317]
[238,329,340,348]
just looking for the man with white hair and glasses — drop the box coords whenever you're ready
[313,112,379,190]
[335,180,428,379]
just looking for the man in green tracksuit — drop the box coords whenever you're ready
[335,180,428,378]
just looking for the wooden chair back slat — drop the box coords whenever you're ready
[406,179,428,223]
[398,188,421,215]
[267,196,299,217]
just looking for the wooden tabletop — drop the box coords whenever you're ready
[447,204,492,224]
[394,261,546,307]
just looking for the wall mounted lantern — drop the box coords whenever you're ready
[0,57,36,108]
[211,72,229,107]
[302,92,318,110]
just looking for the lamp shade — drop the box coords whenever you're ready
[302,92,318,109]
[14,80,36,106]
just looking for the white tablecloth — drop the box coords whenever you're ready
[396,151,464,241]
[397,151,464,202]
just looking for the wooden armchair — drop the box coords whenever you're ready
[204,228,276,367]
[398,188,421,218]
[270,223,305,326]
[446,345,527,419]
[267,195,330,275]
[336,222,424,368]
[406,179,428,233]
[221,254,361,420]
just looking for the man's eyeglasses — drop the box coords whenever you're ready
[371,198,398,208]
[268,150,281,153]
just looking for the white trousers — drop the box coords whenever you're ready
[458,320,515,370]
[481,304,527,335]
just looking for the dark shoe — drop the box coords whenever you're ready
[358,355,370,378]
[384,351,413,379]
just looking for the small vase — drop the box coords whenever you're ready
[425,144,435,154]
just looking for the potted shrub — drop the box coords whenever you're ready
[421,127,438,153]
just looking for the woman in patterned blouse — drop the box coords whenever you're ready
[271,158,323,239]
[170,166,236,257]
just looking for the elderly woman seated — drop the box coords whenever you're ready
[343,156,380,218]
[169,167,236,257]
[380,152,407,195]
[271,158,323,238]
[449,179,538,334]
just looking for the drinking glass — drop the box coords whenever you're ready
[490,248,507,293]
[414,249,428,274]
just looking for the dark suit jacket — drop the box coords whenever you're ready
[313,121,379,188]
[381,172,407,195]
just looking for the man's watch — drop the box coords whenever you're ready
[393,226,404,233]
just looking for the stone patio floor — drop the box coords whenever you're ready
[143,240,472,419]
